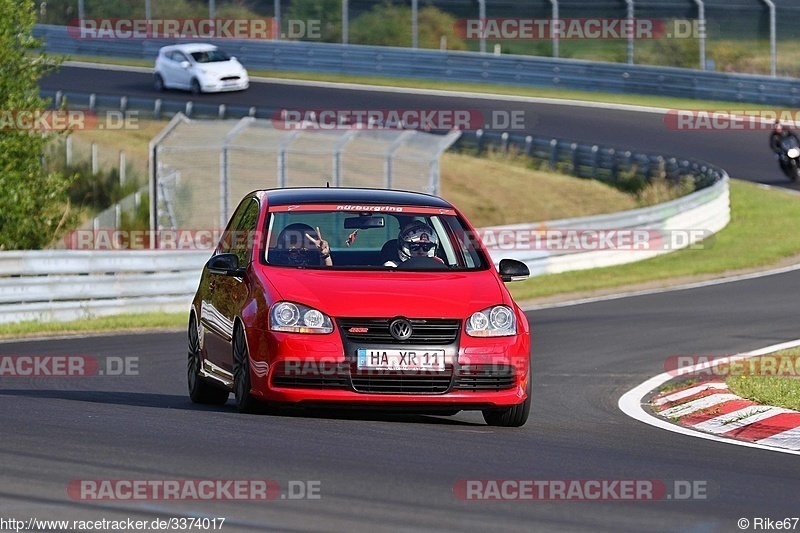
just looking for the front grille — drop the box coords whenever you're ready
[454,364,516,391]
[220,76,241,81]
[338,318,460,345]
[271,361,349,389]
[350,368,453,394]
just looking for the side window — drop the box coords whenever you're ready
[172,52,187,63]
[230,199,260,266]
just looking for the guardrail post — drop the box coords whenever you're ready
[185,102,193,117]
[500,132,509,153]
[525,135,533,156]
[475,129,484,155]
[218,104,226,119]
[115,204,122,230]
[609,148,617,180]
[549,139,558,169]
[591,145,599,178]
[154,99,161,120]
[119,151,126,186]
[120,96,127,113]
[249,107,256,117]
[89,94,96,112]
[91,142,98,175]
[570,142,579,176]
[65,135,73,166]
[55,90,62,108]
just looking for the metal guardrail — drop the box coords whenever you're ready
[457,130,726,191]
[0,171,729,324]
[0,250,209,324]
[35,24,800,106]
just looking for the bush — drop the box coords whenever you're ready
[710,42,752,73]
[350,2,465,50]
[286,0,341,43]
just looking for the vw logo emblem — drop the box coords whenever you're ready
[389,318,413,341]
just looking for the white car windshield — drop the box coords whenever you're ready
[190,50,231,63]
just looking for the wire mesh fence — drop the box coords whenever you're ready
[150,115,461,241]
[37,1,800,76]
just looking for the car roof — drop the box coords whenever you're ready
[258,188,454,209]
[159,43,219,54]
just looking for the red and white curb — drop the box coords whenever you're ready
[619,339,800,456]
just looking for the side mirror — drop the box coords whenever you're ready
[180,61,190,69]
[230,56,237,62]
[207,253,245,276]
[498,259,530,282]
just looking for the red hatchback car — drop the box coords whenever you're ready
[188,188,532,426]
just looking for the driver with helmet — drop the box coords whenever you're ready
[384,221,444,267]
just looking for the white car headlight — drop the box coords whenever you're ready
[270,302,333,334]
[466,305,517,337]
[788,148,800,159]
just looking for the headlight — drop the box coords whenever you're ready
[788,148,800,158]
[270,302,333,334]
[466,305,517,337]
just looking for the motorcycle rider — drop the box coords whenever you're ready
[770,121,800,176]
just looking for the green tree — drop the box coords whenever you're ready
[286,0,341,43]
[0,0,72,250]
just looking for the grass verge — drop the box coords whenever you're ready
[0,312,186,340]
[57,55,799,113]
[509,179,800,302]
[727,349,800,411]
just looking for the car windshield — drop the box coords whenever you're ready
[191,49,231,63]
[263,205,488,271]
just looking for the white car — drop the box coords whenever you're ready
[154,44,249,94]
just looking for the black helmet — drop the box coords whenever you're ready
[397,221,438,262]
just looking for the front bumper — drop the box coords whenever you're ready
[245,327,530,409]
[200,78,249,93]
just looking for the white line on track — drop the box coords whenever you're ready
[618,338,800,456]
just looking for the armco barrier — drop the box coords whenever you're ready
[0,176,729,324]
[35,24,800,106]
[0,250,209,324]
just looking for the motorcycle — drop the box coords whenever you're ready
[778,136,800,181]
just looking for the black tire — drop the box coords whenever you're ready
[233,326,258,413]
[188,317,229,405]
[153,73,164,92]
[482,377,531,427]
[190,78,202,95]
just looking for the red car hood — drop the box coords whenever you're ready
[262,268,505,318]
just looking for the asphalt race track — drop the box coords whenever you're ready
[2,66,796,532]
